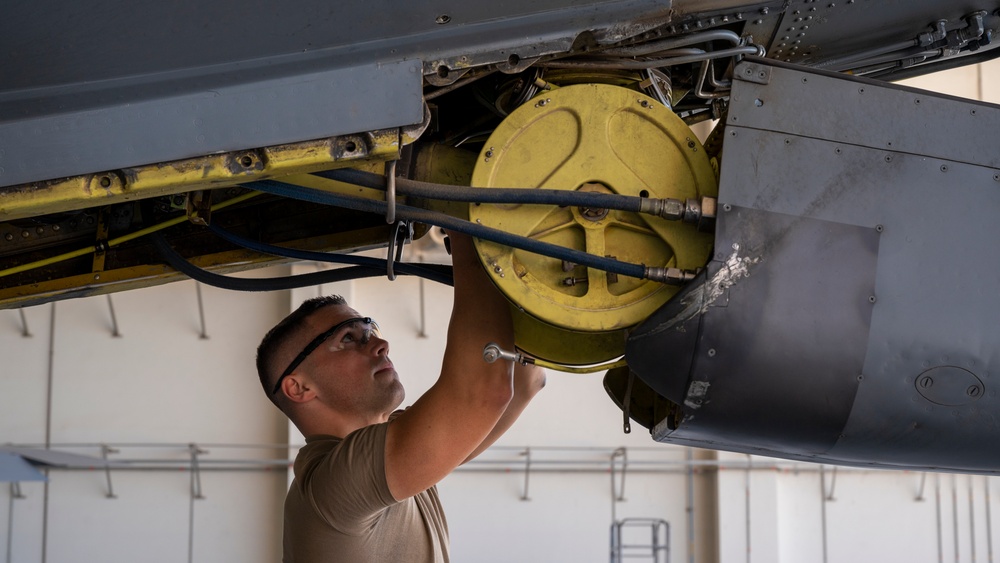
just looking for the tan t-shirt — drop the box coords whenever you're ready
[282,421,449,563]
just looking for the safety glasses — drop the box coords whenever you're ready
[270,317,381,395]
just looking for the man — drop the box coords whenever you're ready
[255,232,546,562]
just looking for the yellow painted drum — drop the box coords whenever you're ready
[470,83,717,365]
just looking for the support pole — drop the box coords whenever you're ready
[188,444,207,563]
[986,476,994,563]
[954,475,961,563]
[745,454,752,563]
[106,295,121,337]
[6,483,25,563]
[520,448,531,501]
[17,310,31,338]
[970,475,978,563]
[917,473,928,502]
[820,466,829,563]
[101,445,118,499]
[195,283,209,340]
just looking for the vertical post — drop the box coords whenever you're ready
[971,475,978,563]
[41,303,56,563]
[610,447,628,521]
[188,444,207,563]
[417,256,428,338]
[106,295,121,337]
[17,310,31,338]
[685,449,694,563]
[6,482,25,563]
[195,283,209,340]
[101,445,118,499]
[745,454,752,563]
[917,473,928,502]
[520,448,531,501]
[985,476,994,563]
[937,474,944,563]
[820,465,829,563]
[954,474,961,563]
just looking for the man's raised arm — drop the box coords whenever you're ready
[383,232,538,500]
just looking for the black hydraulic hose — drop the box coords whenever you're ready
[207,222,454,286]
[246,180,652,280]
[313,169,670,216]
[152,232,396,291]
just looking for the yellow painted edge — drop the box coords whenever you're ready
[0,128,401,222]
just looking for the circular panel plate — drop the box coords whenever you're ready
[471,83,717,362]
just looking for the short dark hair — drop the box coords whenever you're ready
[256,295,347,407]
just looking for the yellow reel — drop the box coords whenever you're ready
[470,83,717,365]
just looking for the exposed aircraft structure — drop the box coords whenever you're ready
[3,0,1000,472]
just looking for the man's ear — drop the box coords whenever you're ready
[281,374,315,404]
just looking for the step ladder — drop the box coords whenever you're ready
[610,518,670,563]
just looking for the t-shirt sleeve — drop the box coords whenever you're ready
[300,422,398,533]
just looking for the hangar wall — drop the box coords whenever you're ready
[1,60,1000,563]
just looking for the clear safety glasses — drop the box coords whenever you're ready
[270,317,382,395]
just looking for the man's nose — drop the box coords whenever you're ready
[370,333,389,356]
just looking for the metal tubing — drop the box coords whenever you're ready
[695,60,729,100]
[820,466,829,563]
[106,295,121,338]
[593,29,742,57]
[745,454,751,563]
[6,483,24,563]
[195,283,209,340]
[986,476,994,563]
[971,476,978,563]
[417,260,428,338]
[101,445,118,499]
[826,466,838,501]
[521,448,531,501]
[41,303,55,563]
[938,474,944,563]
[917,473,928,501]
[540,45,763,70]
[954,475,961,563]
[189,444,206,500]
[384,160,397,225]
[685,448,694,563]
[610,447,627,523]
[17,309,30,337]
[817,40,918,70]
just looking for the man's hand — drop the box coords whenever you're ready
[383,232,526,500]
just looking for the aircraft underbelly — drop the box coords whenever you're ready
[627,59,1000,472]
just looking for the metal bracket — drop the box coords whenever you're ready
[185,190,213,226]
[520,447,532,501]
[101,444,119,499]
[106,295,121,338]
[384,160,397,224]
[611,447,628,502]
[17,309,31,338]
[622,371,634,434]
[915,472,928,502]
[9,482,24,500]
[735,62,771,85]
[386,220,410,281]
[92,208,111,273]
[195,283,209,340]
[824,465,838,501]
[189,444,207,500]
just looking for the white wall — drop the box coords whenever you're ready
[2,273,291,563]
